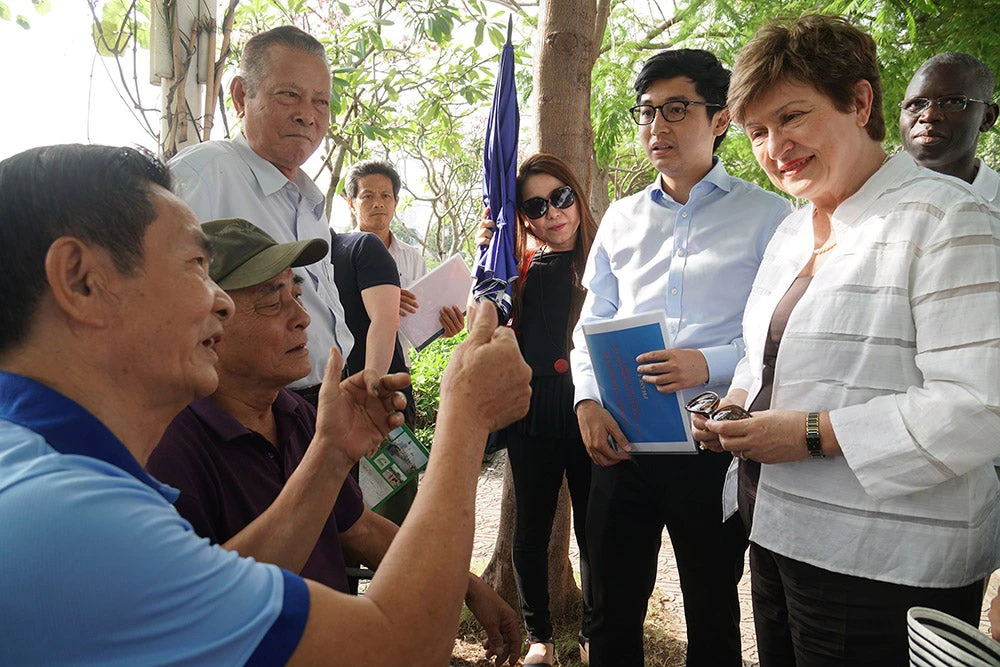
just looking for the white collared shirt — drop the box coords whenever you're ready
[386,234,428,368]
[169,134,353,388]
[731,153,1000,587]
[972,159,1000,208]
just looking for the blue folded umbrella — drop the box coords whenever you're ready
[473,15,519,322]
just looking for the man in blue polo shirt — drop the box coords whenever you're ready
[0,144,531,665]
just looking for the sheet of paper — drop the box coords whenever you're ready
[583,310,696,454]
[398,254,474,351]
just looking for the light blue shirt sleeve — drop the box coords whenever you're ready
[0,452,309,666]
[571,222,618,407]
[169,155,221,220]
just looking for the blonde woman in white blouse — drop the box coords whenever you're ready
[692,14,1000,667]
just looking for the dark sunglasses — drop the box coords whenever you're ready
[684,391,752,421]
[520,185,576,220]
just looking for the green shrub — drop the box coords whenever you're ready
[409,330,468,445]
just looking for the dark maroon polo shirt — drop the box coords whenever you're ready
[146,388,363,593]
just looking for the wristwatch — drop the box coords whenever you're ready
[806,412,823,458]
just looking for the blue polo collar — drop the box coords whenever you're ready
[0,371,177,501]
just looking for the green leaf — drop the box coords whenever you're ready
[0,2,10,21]
[93,20,130,56]
[90,0,144,56]
[31,0,50,16]
[329,88,343,115]
[15,12,28,28]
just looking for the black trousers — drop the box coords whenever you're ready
[506,431,593,643]
[587,451,748,667]
[751,543,985,667]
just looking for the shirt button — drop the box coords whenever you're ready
[681,211,688,218]
[676,248,686,257]
[669,325,677,333]
[671,288,678,295]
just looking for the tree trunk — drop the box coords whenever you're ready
[531,0,600,193]
[483,0,609,640]
[481,456,518,609]
[481,0,612,642]
[590,164,611,222]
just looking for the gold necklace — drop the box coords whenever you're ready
[813,240,837,256]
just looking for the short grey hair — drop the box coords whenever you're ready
[239,26,326,97]
[916,52,995,101]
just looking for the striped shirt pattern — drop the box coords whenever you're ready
[732,153,1000,587]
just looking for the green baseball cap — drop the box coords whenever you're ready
[202,218,329,290]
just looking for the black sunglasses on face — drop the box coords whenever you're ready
[899,95,991,115]
[684,391,752,421]
[520,185,576,220]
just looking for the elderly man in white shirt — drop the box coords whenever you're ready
[170,26,352,402]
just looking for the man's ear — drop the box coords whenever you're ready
[231,77,247,118]
[713,107,732,136]
[346,196,357,215]
[44,237,120,328]
[981,103,998,133]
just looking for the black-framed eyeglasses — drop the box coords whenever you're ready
[629,100,723,125]
[520,185,576,220]
[684,391,752,421]
[899,95,992,115]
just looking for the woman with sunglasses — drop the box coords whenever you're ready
[693,15,1000,664]
[480,153,598,666]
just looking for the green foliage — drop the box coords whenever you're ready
[663,0,1000,184]
[587,0,1000,197]
[409,329,467,445]
[92,0,151,56]
[228,0,521,263]
[0,0,53,28]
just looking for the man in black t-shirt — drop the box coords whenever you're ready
[329,231,405,384]
[330,230,417,524]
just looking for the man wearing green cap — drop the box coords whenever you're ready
[147,218,521,657]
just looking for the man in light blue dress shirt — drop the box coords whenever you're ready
[570,49,792,667]
[170,26,353,401]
